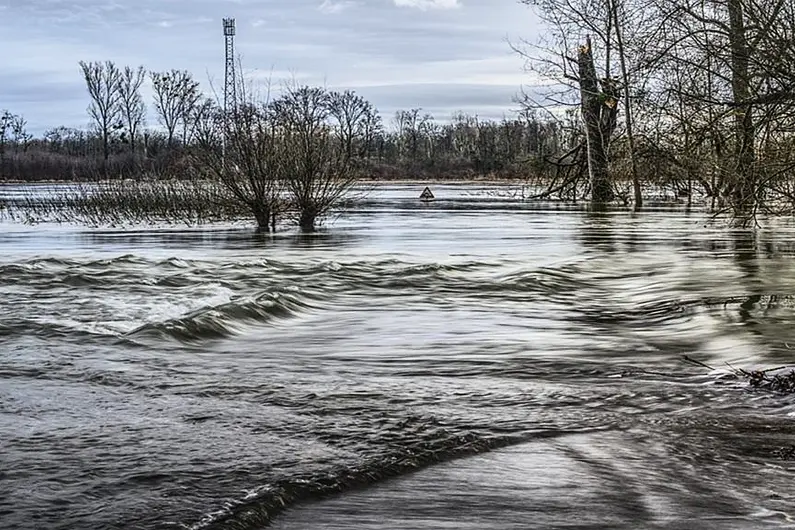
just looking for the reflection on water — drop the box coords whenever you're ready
[734,230,759,278]
[75,228,365,252]
[1,184,794,530]
[580,210,616,253]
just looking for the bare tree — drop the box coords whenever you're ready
[579,35,618,204]
[151,69,200,146]
[608,0,642,209]
[394,108,434,162]
[726,0,755,208]
[360,107,383,159]
[179,86,203,145]
[10,115,31,152]
[0,110,13,180]
[329,90,373,162]
[515,0,660,206]
[79,60,122,163]
[639,0,795,215]
[273,86,367,232]
[117,65,147,155]
[192,96,285,231]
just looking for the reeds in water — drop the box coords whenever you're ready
[3,178,251,226]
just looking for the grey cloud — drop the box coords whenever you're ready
[0,0,542,134]
[344,83,524,121]
[1,74,83,104]
[392,0,461,10]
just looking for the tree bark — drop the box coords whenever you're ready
[610,0,642,210]
[728,0,755,209]
[299,209,317,232]
[252,204,272,232]
[578,36,614,204]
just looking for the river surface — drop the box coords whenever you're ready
[1,183,794,529]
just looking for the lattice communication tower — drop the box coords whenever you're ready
[223,18,237,115]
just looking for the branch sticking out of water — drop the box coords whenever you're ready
[682,355,716,371]
[682,355,795,394]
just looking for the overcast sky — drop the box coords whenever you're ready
[0,0,542,135]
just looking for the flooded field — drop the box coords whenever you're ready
[1,184,794,529]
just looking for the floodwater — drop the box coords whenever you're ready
[1,184,794,530]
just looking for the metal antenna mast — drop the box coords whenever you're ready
[222,18,236,116]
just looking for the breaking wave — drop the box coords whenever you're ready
[125,291,320,342]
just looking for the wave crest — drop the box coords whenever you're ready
[125,291,317,342]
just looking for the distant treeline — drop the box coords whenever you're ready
[0,75,566,183]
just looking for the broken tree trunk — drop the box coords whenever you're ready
[578,35,616,205]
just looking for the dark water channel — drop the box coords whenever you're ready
[1,184,794,529]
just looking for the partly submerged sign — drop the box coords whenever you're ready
[419,187,435,202]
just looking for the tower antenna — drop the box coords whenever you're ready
[222,18,237,116]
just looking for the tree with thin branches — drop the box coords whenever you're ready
[117,65,147,155]
[151,69,200,147]
[79,60,122,164]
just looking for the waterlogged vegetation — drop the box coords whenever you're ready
[2,179,245,226]
[515,0,795,219]
[2,81,373,232]
[2,0,795,231]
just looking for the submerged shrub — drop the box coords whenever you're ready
[4,178,248,226]
[189,84,371,232]
[191,98,286,232]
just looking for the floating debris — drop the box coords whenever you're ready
[747,369,795,394]
[682,355,795,394]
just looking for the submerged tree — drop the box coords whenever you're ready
[515,1,616,205]
[518,0,795,217]
[578,35,618,204]
[652,0,795,214]
[516,0,665,207]
[192,97,285,232]
[190,81,367,232]
[273,86,367,232]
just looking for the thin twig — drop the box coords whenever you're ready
[682,355,715,371]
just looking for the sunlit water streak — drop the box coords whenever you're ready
[1,184,795,529]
